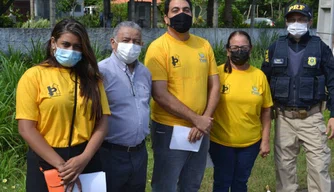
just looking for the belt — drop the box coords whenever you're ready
[102,140,145,152]
[276,104,321,119]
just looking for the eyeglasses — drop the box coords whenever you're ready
[286,17,309,23]
[229,45,251,52]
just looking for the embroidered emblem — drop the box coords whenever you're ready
[199,53,207,63]
[47,83,61,97]
[171,55,181,68]
[288,4,305,12]
[222,84,230,94]
[251,86,260,96]
[308,57,316,66]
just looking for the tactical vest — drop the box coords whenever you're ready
[270,36,326,108]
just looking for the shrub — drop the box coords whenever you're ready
[76,14,101,28]
[21,19,51,28]
[0,16,15,27]
[218,4,244,28]
[111,3,128,27]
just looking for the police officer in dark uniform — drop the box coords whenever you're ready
[261,3,334,192]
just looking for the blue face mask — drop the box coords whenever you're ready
[54,47,82,67]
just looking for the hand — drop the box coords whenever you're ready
[259,139,270,158]
[65,178,82,192]
[58,155,89,185]
[188,127,204,143]
[193,115,213,134]
[326,118,334,139]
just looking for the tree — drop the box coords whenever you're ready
[0,0,15,16]
[213,0,219,27]
[85,0,99,6]
[250,0,256,28]
[192,0,207,26]
[206,0,213,27]
[56,0,78,16]
[223,0,234,27]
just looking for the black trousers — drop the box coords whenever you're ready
[26,142,101,192]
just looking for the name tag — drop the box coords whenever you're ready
[273,58,284,65]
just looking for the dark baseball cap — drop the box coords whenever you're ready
[285,3,312,19]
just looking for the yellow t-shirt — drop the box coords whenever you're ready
[210,64,273,147]
[16,65,111,147]
[145,32,218,127]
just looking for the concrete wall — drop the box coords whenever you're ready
[0,28,317,54]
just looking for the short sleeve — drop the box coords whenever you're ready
[16,68,39,121]
[98,82,111,115]
[207,42,218,76]
[144,43,168,81]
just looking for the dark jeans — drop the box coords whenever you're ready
[151,121,209,192]
[26,142,102,192]
[209,140,260,192]
[99,142,148,192]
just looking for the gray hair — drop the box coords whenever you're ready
[112,21,142,38]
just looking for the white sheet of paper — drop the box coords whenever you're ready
[72,171,106,192]
[169,125,203,152]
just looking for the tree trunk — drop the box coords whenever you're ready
[103,0,111,27]
[30,0,34,20]
[250,0,256,28]
[278,2,281,19]
[206,0,213,27]
[192,5,196,23]
[224,0,233,27]
[213,0,219,28]
[153,0,157,28]
[50,0,56,28]
[129,0,135,22]
[270,1,273,18]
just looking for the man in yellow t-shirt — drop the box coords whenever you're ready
[144,0,220,191]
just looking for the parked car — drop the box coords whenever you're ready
[244,17,275,27]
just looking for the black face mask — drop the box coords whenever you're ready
[230,50,250,65]
[169,13,192,33]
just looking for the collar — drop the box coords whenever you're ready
[287,31,311,44]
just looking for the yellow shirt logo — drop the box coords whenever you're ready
[251,86,260,96]
[171,55,181,68]
[222,84,230,94]
[199,53,207,63]
[308,57,316,66]
[47,84,61,97]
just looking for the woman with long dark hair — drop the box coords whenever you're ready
[209,30,272,192]
[16,18,110,191]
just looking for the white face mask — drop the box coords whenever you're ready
[287,22,308,38]
[114,42,142,64]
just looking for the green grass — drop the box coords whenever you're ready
[1,38,334,192]
[144,116,334,192]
